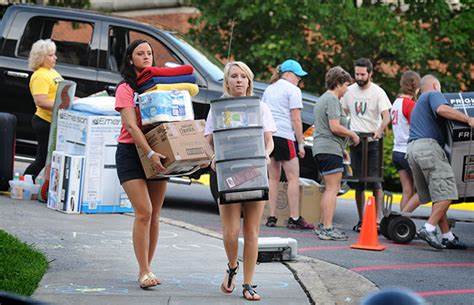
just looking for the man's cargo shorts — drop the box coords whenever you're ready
[406,138,458,204]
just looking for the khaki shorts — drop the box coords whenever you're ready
[406,139,458,204]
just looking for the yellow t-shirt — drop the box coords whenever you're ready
[29,67,63,123]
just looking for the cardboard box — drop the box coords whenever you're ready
[48,151,84,213]
[262,179,322,226]
[137,120,212,178]
[56,110,132,213]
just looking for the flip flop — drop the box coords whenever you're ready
[138,272,160,289]
[220,262,239,294]
[242,284,261,301]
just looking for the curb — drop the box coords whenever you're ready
[158,216,377,305]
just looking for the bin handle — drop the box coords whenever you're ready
[224,104,247,110]
[230,163,252,170]
[226,133,251,140]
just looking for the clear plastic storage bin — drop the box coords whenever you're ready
[211,96,262,130]
[213,127,265,161]
[216,157,268,203]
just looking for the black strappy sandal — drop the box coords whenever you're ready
[353,220,362,232]
[220,262,239,294]
[242,284,260,301]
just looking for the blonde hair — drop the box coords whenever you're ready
[270,65,281,84]
[28,39,56,71]
[223,61,254,96]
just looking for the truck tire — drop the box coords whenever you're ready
[0,113,17,191]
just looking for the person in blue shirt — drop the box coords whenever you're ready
[407,74,474,250]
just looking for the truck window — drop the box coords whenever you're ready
[108,26,182,71]
[18,17,94,67]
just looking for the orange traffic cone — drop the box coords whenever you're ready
[351,196,386,251]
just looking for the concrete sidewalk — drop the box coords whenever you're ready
[0,197,309,305]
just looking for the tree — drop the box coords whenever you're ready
[47,0,90,8]
[188,0,472,98]
[188,0,473,191]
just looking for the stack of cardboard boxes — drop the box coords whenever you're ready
[262,178,323,226]
[49,109,132,213]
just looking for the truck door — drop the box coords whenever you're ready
[97,23,187,96]
[96,23,211,121]
[16,17,101,97]
[0,14,101,152]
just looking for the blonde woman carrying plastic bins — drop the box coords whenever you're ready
[205,61,276,301]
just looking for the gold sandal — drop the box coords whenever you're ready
[138,272,160,289]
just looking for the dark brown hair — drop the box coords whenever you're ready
[325,66,352,90]
[120,39,154,91]
[399,70,421,96]
[354,57,373,73]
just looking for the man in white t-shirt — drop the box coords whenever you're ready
[262,59,314,230]
[341,58,391,230]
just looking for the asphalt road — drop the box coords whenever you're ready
[162,182,474,305]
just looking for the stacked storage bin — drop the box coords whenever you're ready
[211,96,269,203]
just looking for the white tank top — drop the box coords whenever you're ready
[391,97,414,153]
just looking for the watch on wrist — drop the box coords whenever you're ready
[147,150,156,160]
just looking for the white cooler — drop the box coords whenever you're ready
[238,237,298,262]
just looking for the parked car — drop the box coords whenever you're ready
[0,4,322,203]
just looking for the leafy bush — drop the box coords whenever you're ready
[188,1,473,100]
[383,130,401,192]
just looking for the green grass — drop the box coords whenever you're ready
[0,230,48,296]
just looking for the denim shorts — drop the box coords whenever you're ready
[392,151,411,172]
[314,154,344,176]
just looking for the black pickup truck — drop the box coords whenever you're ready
[0,4,320,201]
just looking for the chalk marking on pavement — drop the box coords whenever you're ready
[418,289,474,297]
[350,262,474,272]
[299,245,349,252]
[44,283,129,295]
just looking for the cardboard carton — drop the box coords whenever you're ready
[56,110,132,213]
[48,151,84,213]
[262,179,322,226]
[137,120,212,178]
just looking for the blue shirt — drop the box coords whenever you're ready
[409,91,449,146]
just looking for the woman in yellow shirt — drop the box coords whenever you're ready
[24,39,63,180]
